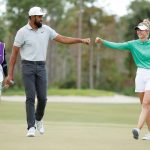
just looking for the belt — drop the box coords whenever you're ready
[21,60,45,65]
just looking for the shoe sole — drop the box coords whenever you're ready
[27,135,35,137]
[142,138,147,140]
[26,134,35,137]
[132,129,139,139]
[142,137,150,140]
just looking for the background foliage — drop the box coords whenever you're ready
[2,0,150,95]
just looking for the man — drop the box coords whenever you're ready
[6,6,90,137]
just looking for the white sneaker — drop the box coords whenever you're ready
[142,132,150,140]
[132,128,140,140]
[26,127,36,137]
[35,120,45,134]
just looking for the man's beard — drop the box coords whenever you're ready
[34,20,42,28]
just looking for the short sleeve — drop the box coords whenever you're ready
[13,29,24,47]
[47,26,58,40]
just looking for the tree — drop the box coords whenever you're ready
[65,0,95,89]
[3,0,126,92]
[77,0,83,89]
[0,18,6,42]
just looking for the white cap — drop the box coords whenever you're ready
[135,23,149,30]
[28,6,46,16]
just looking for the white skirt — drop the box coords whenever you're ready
[135,68,150,92]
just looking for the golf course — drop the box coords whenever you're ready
[0,99,149,150]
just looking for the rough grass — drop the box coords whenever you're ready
[0,101,149,150]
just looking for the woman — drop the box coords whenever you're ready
[95,20,150,140]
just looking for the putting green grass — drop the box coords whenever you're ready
[0,102,149,150]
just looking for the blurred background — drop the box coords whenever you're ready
[0,0,150,95]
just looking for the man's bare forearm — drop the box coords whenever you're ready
[54,35,90,45]
[8,46,20,77]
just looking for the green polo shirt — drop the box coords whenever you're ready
[14,23,58,61]
[101,39,150,69]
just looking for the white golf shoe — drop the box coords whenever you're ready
[132,128,140,140]
[142,132,150,140]
[26,127,36,137]
[35,120,45,134]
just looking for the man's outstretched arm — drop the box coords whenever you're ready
[54,34,90,45]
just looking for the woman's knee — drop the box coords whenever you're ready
[142,100,150,109]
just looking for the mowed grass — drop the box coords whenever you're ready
[0,101,149,150]
[2,88,115,96]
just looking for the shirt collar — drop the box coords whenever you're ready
[137,39,150,44]
[26,23,44,31]
[26,23,33,30]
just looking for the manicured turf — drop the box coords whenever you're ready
[0,101,149,150]
[2,88,115,96]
